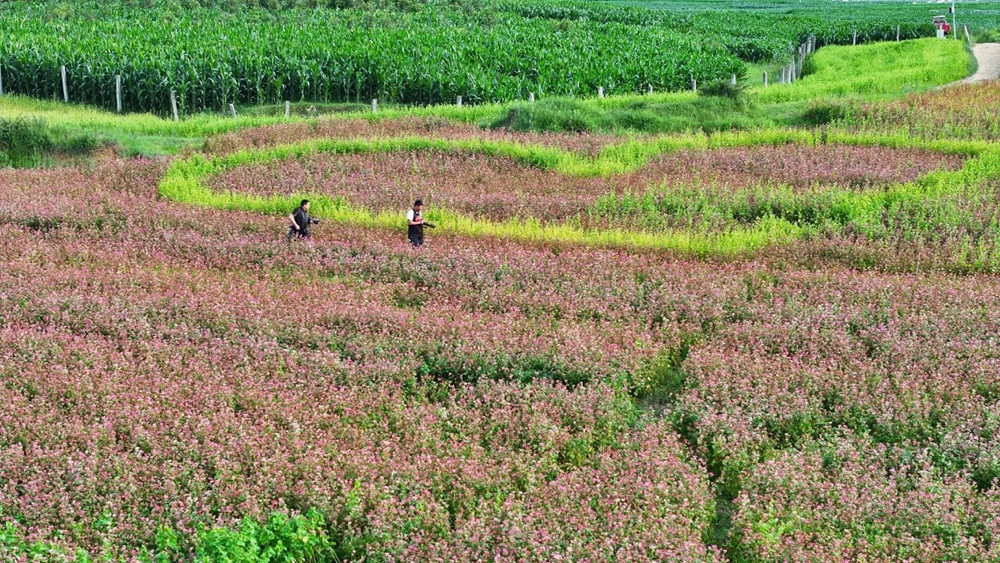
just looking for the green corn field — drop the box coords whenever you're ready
[0,0,996,115]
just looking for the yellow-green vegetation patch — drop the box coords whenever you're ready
[158,131,995,256]
[754,39,971,103]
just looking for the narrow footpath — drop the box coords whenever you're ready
[958,43,1000,84]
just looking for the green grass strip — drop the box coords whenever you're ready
[159,133,998,255]
[203,132,989,177]
[595,130,987,176]
[160,162,803,256]
[160,137,809,255]
[754,39,970,104]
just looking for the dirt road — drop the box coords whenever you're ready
[958,43,1000,84]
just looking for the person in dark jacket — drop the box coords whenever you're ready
[287,199,319,241]
[407,199,435,247]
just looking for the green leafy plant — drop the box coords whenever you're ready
[0,117,51,167]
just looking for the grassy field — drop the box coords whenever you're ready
[2,0,984,115]
[0,38,972,157]
[6,8,1000,562]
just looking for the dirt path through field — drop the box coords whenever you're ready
[958,43,1000,84]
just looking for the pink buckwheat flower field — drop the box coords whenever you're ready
[5,44,1000,562]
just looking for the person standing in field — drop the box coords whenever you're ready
[406,199,434,247]
[287,199,319,241]
[407,200,425,247]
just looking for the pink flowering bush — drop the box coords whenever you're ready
[205,145,963,230]
[632,144,964,191]
[670,267,1000,493]
[734,436,993,562]
[203,117,621,157]
[1,116,1000,561]
[845,82,1000,141]
[403,423,722,563]
[0,163,719,560]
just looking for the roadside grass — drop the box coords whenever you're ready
[0,96,291,156]
[974,27,1000,43]
[492,95,775,135]
[755,38,969,103]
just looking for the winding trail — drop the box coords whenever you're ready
[958,43,1000,84]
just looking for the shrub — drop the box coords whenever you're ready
[800,100,848,126]
[0,117,51,168]
[55,133,102,155]
[189,511,336,563]
[698,80,745,100]
[492,100,601,134]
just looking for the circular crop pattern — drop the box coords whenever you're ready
[205,144,965,220]
[162,132,973,255]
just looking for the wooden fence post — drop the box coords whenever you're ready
[115,75,122,113]
[456,95,462,107]
[285,100,290,118]
[372,98,378,112]
[61,65,68,102]
[229,103,237,118]
[691,78,697,92]
[896,25,901,42]
[170,89,178,121]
